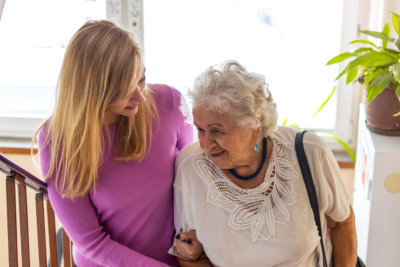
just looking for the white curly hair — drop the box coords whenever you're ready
[189,60,278,137]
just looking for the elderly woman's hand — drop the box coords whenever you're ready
[174,230,204,261]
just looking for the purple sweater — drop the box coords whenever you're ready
[39,84,193,267]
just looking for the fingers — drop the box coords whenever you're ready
[174,245,190,261]
[174,239,197,261]
[174,229,204,260]
[179,229,197,241]
[174,236,204,260]
[176,229,194,244]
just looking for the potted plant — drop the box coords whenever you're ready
[327,11,400,135]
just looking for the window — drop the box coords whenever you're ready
[0,0,106,138]
[143,0,358,151]
[0,0,360,152]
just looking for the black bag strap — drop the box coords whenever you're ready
[295,130,328,267]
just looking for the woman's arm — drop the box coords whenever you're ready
[174,230,204,261]
[302,133,357,267]
[174,230,212,267]
[46,177,169,267]
[39,133,169,267]
[327,205,357,267]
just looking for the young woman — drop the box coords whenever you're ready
[36,20,193,266]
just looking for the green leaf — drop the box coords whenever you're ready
[392,62,400,83]
[313,86,336,118]
[392,12,400,35]
[379,48,400,62]
[366,71,393,103]
[282,118,288,126]
[348,51,396,69]
[346,67,359,84]
[383,47,400,55]
[360,30,395,42]
[382,22,391,48]
[353,47,374,56]
[349,39,377,48]
[326,52,354,65]
[314,132,356,162]
[363,69,386,86]
[334,65,351,81]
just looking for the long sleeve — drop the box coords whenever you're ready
[39,132,170,267]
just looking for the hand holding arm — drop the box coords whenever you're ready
[327,205,357,267]
[46,180,169,267]
[174,230,204,261]
[174,230,212,267]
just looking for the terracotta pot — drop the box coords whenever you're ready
[365,88,400,135]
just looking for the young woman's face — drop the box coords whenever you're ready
[193,104,259,170]
[105,75,146,124]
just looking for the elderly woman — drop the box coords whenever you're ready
[170,61,357,267]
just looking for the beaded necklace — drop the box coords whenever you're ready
[228,137,267,181]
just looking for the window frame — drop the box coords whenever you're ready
[316,0,370,153]
[0,0,362,155]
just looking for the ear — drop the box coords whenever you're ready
[253,126,262,137]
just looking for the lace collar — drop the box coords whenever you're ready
[192,134,299,242]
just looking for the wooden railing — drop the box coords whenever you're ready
[0,153,73,267]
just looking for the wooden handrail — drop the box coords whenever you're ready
[1,153,74,267]
[0,153,47,194]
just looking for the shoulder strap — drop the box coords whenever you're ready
[295,130,328,267]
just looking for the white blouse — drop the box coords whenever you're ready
[170,126,351,267]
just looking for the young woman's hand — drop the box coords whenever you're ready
[174,230,204,261]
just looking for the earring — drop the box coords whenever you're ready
[254,143,260,152]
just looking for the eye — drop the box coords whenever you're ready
[139,75,146,84]
[210,128,224,135]
[196,127,205,134]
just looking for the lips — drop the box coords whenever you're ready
[210,150,225,157]
[125,104,138,110]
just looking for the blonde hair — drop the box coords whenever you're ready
[190,60,277,137]
[34,20,156,198]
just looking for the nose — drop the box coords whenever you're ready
[199,132,216,152]
[130,87,145,103]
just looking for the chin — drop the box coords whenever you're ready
[211,159,230,170]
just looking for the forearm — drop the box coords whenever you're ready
[47,183,169,266]
[328,205,357,267]
[177,255,213,267]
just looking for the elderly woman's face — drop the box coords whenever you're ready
[193,104,259,170]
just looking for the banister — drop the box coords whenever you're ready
[1,152,74,267]
[0,153,47,195]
